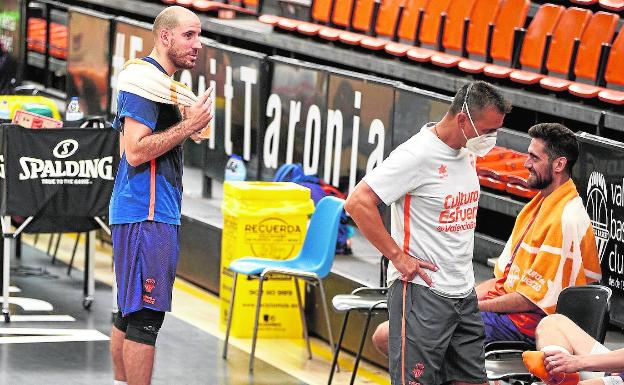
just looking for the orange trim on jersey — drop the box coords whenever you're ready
[401,193,411,385]
[148,159,156,220]
[403,194,411,254]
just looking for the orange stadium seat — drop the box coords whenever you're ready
[571,0,598,5]
[599,0,624,11]
[567,28,624,103]
[458,0,530,74]
[477,152,537,198]
[428,0,478,67]
[483,3,564,79]
[337,0,377,45]
[506,182,538,199]
[405,0,452,62]
[26,18,67,60]
[192,0,222,12]
[315,0,375,41]
[259,0,332,30]
[384,0,429,56]
[315,0,358,40]
[359,0,408,50]
[509,7,591,85]
[161,0,176,4]
[193,0,257,15]
[175,0,194,7]
[540,11,618,92]
[429,0,496,68]
[477,146,518,163]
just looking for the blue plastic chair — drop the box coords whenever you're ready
[222,196,345,372]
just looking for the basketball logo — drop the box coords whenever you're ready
[586,172,609,263]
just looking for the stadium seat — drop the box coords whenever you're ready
[259,0,332,31]
[571,0,598,4]
[567,27,624,104]
[384,0,429,56]
[193,0,222,12]
[193,0,256,15]
[429,0,478,67]
[280,0,342,33]
[360,0,407,50]
[405,0,452,62]
[599,0,624,11]
[540,12,618,92]
[294,0,336,36]
[313,0,375,43]
[483,4,564,79]
[509,7,591,85]
[222,196,344,373]
[337,0,377,45]
[175,0,194,7]
[428,0,500,69]
[458,0,530,74]
[316,0,360,40]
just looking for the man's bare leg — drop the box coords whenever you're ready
[123,339,155,385]
[372,321,389,357]
[111,325,127,382]
[536,314,597,355]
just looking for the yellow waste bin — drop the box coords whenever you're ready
[220,181,315,338]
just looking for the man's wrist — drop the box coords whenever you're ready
[387,249,403,262]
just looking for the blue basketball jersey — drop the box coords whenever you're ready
[109,57,183,225]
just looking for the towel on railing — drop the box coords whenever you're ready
[491,179,601,337]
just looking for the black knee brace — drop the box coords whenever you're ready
[113,311,128,333]
[125,309,165,346]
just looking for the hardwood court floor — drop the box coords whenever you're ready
[1,233,390,385]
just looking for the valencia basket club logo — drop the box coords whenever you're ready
[586,172,609,263]
[144,278,156,294]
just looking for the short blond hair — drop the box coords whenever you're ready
[152,6,185,38]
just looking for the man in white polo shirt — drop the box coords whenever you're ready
[345,81,511,385]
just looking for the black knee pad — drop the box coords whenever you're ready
[125,309,165,346]
[113,311,128,333]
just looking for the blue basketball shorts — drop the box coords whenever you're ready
[112,221,179,316]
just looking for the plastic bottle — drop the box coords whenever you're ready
[65,97,84,122]
[224,154,246,181]
[0,100,10,120]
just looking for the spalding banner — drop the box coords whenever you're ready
[0,125,118,232]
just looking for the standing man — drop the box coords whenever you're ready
[345,81,511,385]
[370,125,601,356]
[108,6,212,385]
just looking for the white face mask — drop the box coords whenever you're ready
[461,94,497,157]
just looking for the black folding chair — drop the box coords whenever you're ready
[327,256,389,385]
[485,284,612,383]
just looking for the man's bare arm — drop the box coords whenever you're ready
[345,181,437,283]
[124,87,213,166]
[124,118,202,166]
[475,278,496,301]
[345,182,402,261]
[479,291,542,313]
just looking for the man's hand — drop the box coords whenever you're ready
[186,87,213,135]
[190,132,205,143]
[393,253,437,286]
[544,350,583,376]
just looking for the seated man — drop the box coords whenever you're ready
[371,123,602,356]
[523,314,620,385]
